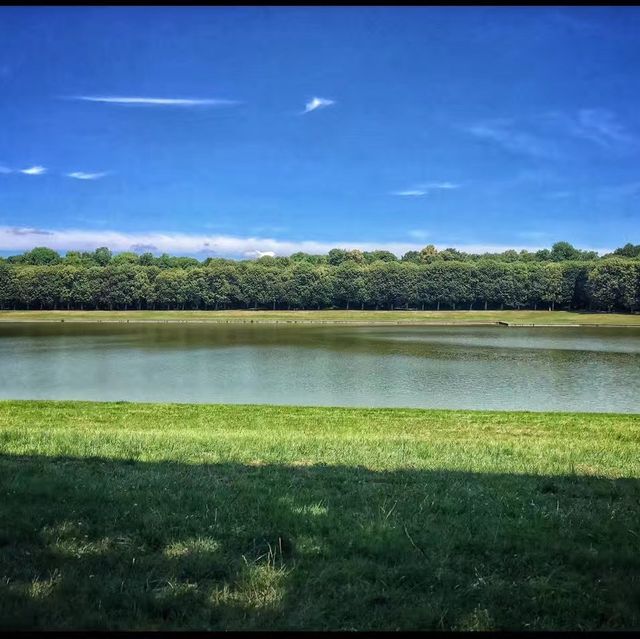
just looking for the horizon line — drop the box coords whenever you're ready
[0,226,615,258]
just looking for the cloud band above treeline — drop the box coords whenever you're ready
[0,226,611,258]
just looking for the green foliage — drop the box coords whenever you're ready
[0,244,638,312]
[587,259,640,312]
[363,250,397,264]
[93,247,113,267]
[549,241,597,262]
[111,251,140,265]
[327,248,349,266]
[22,247,61,266]
[0,263,17,309]
[611,243,640,259]
[400,250,421,263]
[419,244,440,263]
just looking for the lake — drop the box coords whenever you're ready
[0,322,638,413]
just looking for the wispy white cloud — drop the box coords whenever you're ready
[420,182,460,191]
[130,243,158,252]
[244,250,277,259]
[5,226,53,236]
[20,166,47,175]
[0,226,611,257]
[569,109,636,149]
[303,97,335,114]
[597,181,640,199]
[466,109,638,158]
[70,96,239,107]
[0,166,12,174]
[549,11,603,35]
[408,229,430,240]
[392,182,460,197]
[466,119,558,159]
[393,189,427,197]
[66,171,109,180]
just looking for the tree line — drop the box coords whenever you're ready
[1,242,638,312]
[4,241,640,269]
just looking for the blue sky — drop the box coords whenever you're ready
[0,6,638,257]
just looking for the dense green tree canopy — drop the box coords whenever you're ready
[0,243,638,312]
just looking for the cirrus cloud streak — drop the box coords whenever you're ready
[20,166,47,175]
[67,171,109,180]
[70,96,240,107]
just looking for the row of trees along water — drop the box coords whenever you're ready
[0,242,639,312]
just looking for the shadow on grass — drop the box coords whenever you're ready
[1,454,639,630]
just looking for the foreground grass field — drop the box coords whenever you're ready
[1,401,639,630]
[0,309,639,325]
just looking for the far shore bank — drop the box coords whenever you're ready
[0,309,639,327]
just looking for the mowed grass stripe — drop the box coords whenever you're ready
[0,401,638,477]
[1,309,640,325]
[1,401,639,630]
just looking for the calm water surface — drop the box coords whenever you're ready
[0,323,638,412]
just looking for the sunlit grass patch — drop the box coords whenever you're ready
[1,309,639,326]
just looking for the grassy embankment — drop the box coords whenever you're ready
[1,309,639,325]
[1,400,639,630]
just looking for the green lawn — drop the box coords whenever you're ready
[0,309,639,325]
[1,401,639,630]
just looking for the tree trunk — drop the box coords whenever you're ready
[437,301,440,311]
[361,302,364,310]
[273,300,276,311]
[551,301,555,311]
[469,303,473,310]
[484,300,488,311]
[346,300,350,310]
[421,303,424,311]
[452,303,456,310]
[500,303,504,311]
